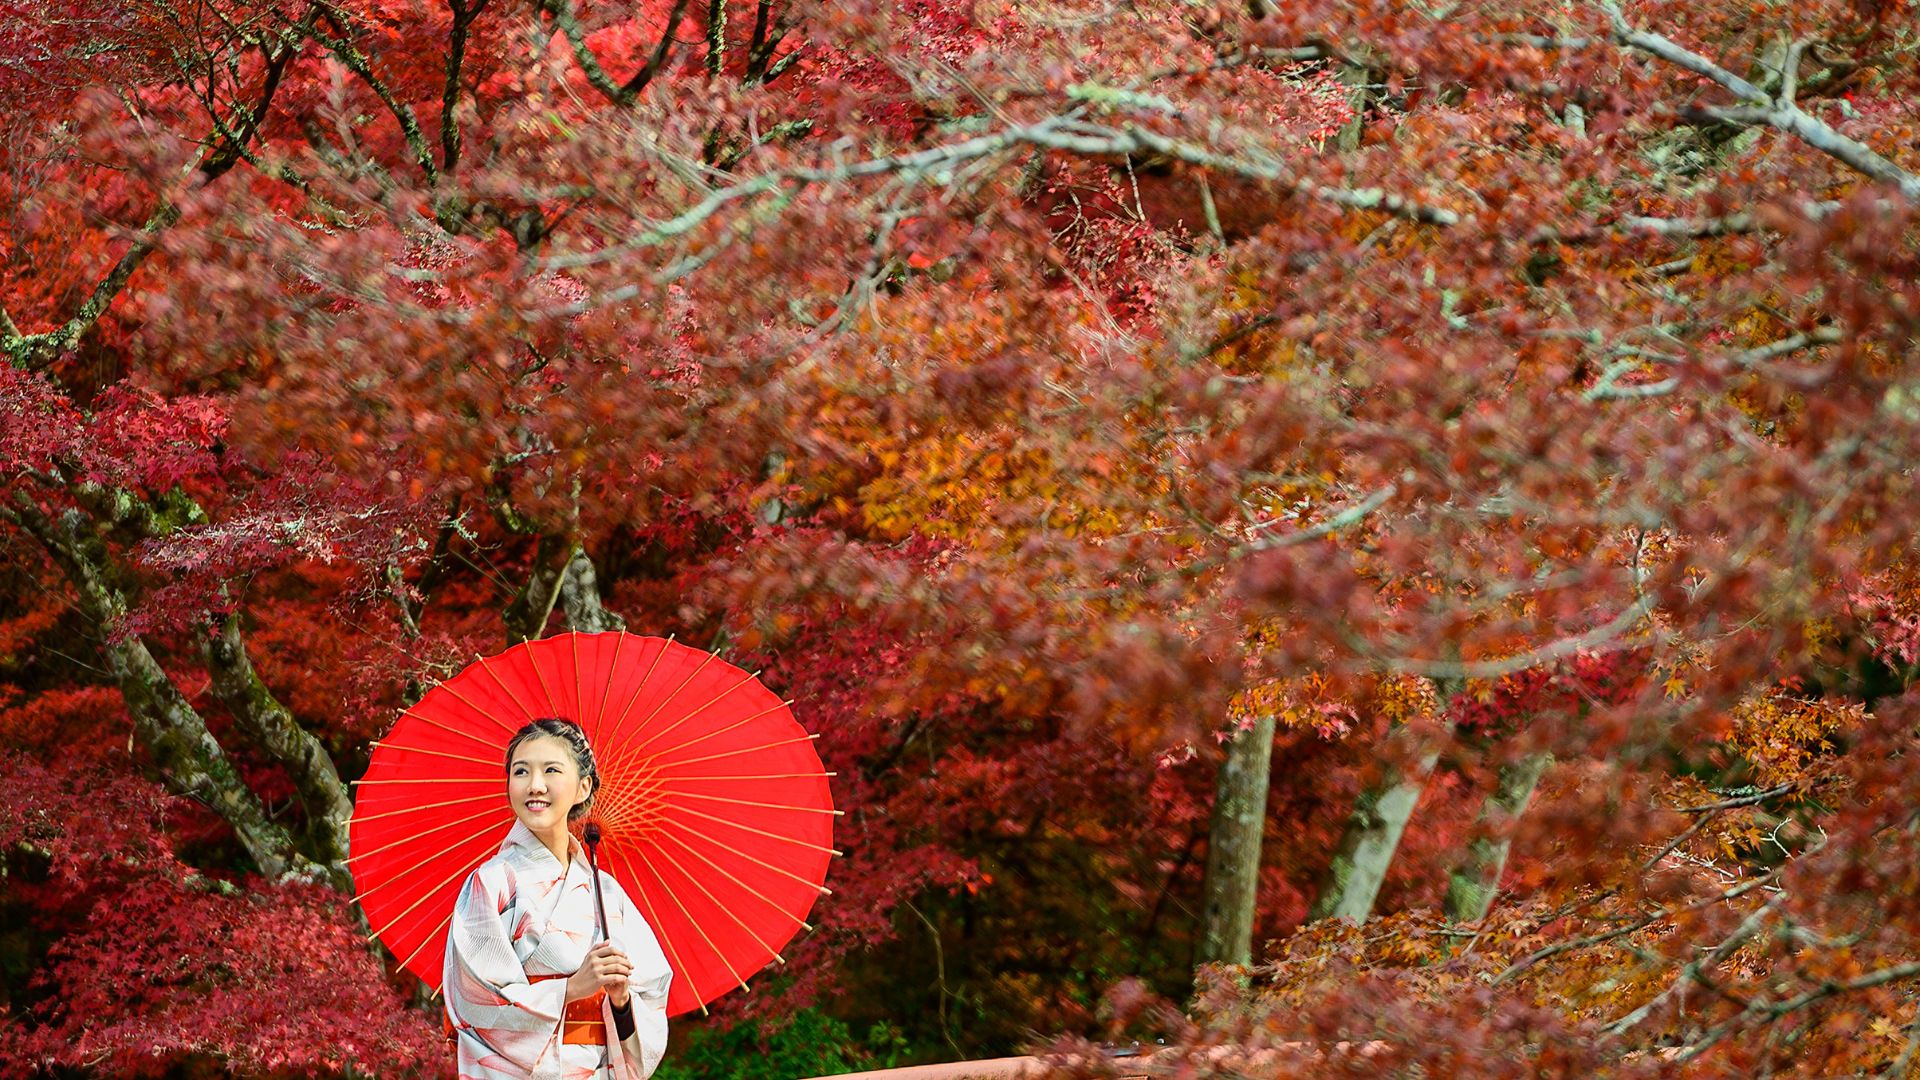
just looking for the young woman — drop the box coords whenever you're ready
[444,718,673,1079]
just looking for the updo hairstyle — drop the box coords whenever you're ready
[504,718,600,822]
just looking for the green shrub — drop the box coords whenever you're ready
[656,1008,910,1080]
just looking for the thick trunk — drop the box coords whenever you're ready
[11,501,308,879]
[1306,742,1442,923]
[504,535,625,642]
[1333,62,1376,153]
[1442,750,1553,923]
[1196,712,1276,968]
[557,544,626,632]
[503,532,574,642]
[203,610,354,880]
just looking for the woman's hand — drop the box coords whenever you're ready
[565,942,633,1007]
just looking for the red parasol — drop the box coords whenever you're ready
[349,632,837,1016]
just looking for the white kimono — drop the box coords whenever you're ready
[445,822,673,1080]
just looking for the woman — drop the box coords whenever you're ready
[444,718,673,1080]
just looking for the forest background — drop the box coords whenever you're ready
[1,0,1918,1076]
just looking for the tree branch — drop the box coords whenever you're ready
[705,0,726,78]
[502,532,574,643]
[1387,594,1656,679]
[4,497,313,880]
[305,13,441,183]
[202,607,354,879]
[1675,960,1920,1062]
[626,0,693,97]
[543,0,692,105]
[1600,1,1920,200]
[4,36,300,370]
[440,0,490,172]
[1603,893,1783,1035]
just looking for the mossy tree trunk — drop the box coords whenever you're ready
[1196,712,1277,968]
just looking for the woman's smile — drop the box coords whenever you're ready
[507,733,592,845]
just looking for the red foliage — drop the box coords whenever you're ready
[0,756,441,1077]
[4,0,1920,1072]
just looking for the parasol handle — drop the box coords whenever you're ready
[582,822,611,944]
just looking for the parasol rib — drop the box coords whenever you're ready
[473,652,541,724]
[666,789,843,815]
[657,731,821,770]
[652,827,813,935]
[397,706,515,748]
[525,640,563,716]
[612,635,673,728]
[371,741,500,769]
[353,818,508,903]
[598,635,674,779]
[590,632,629,742]
[364,846,495,946]
[394,906,457,975]
[623,648,717,750]
[630,668,762,750]
[353,792,502,823]
[352,776,498,785]
[647,830,787,962]
[672,771,838,781]
[434,681,526,738]
[572,633,584,725]
[644,699,795,762]
[665,802,840,854]
[659,817,834,897]
[638,837,755,994]
[346,805,505,864]
[620,855,704,1015]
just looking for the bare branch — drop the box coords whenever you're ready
[1495,868,1783,983]
[1586,327,1844,401]
[1599,1,1920,199]
[1617,200,1843,237]
[304,13,440,182]
[1387,594,1656,679]
[625,0,694,98]
[706,0,726,79]
[1023,121,1464,225]
[440,0,491,172]
[1677,782,1800,813]
[1675,961,1920,1062]
[1604,893,1784,1035]
[543,0,632,104]
[541,0,691,105]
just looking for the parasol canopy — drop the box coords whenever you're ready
[349,632,836,1016]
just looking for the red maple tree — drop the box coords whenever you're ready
[3,0,1920,1075]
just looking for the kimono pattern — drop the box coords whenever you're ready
[445,822,673,1080]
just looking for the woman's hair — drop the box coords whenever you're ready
[504,718,599,822]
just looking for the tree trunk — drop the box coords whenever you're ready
[1306,737,1442,923]
[503,532,574,643]
[505,536,625,642]
[1333,61,1376,153]
[557,544,626,632]
[10,500,309,879]
[1196,712,1276,968]
[1442,750,1553,923]
[203,610,354,881]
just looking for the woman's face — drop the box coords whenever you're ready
[507,735,591,834]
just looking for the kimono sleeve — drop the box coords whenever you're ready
[604,874,673,1078]
[443,864,569,1074]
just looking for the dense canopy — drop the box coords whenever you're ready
[2,0,1918,1075]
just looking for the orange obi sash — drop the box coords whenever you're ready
[530,973,609,1045]
[442,974,607,1046]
